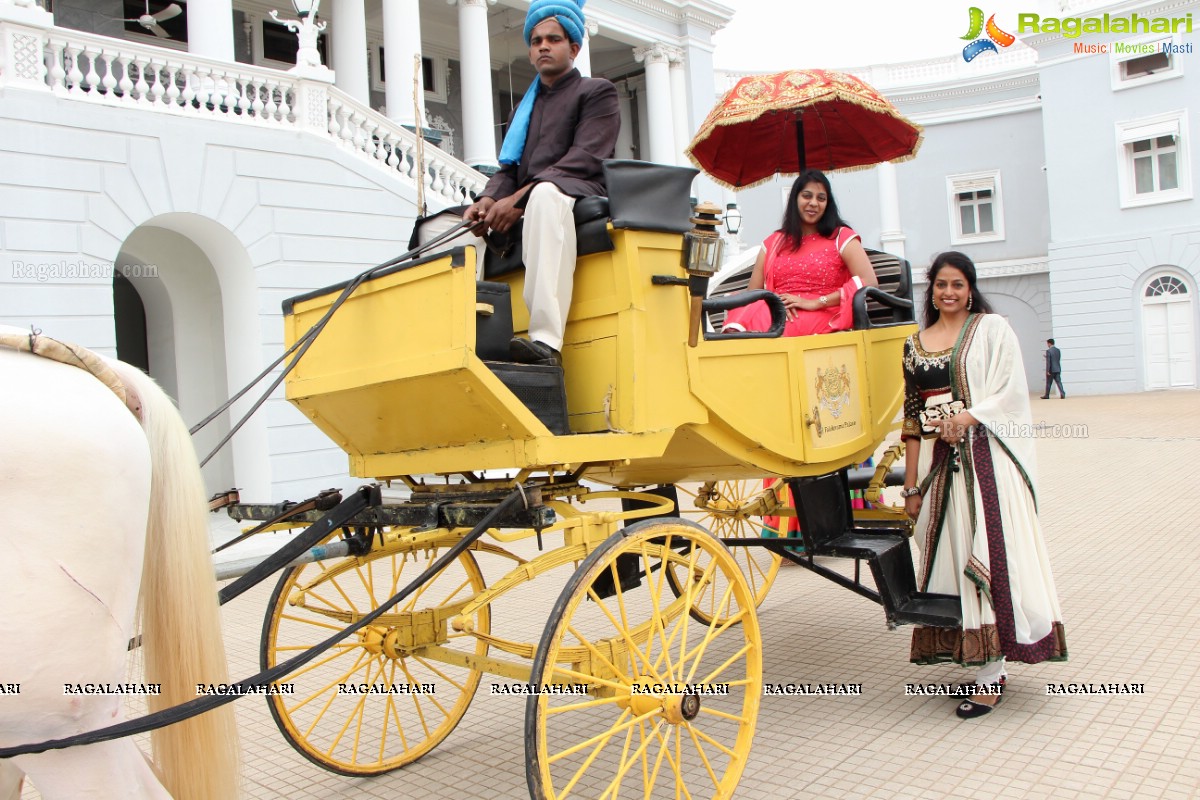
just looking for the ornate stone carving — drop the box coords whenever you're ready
[12,31,41,81]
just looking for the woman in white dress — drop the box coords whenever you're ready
[900,252,1067,719]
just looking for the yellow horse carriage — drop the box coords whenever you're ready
[227,154,961,799]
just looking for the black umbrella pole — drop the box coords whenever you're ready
[795,115,807,173]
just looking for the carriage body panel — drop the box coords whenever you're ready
[282,227,913,485]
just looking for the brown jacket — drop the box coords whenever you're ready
[482,69,620,200]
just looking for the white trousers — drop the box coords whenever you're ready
[976,657,1007,685]
[521,182,577,351]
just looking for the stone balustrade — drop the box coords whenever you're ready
[0,12,486,206]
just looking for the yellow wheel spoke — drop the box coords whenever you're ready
[546,665,627,694]
[543,694,626,715]
[677,610,745,671]
[558,706,633,799]
[548,707,656,765]
[566,622,631,685]
[385,662,410,753]
[682,582,734,686]
[585,586,662,683]
[685,723,721,789]
[641,540,676,678]
[411,654,467,693]
[325,574,361,616]
[695,706,747,724]
[688,724,737,759]
[644,721,671,800]
[398,660,451,724]
[286,649,370,713]
[698,641,754,688]
[343,657,379,762]
[297,650,370,737]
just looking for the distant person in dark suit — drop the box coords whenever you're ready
[1042,339,1065,399]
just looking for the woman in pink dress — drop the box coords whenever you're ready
[723,170,878,336]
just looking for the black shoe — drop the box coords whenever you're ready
[955,678,1005,719]
[509,337,561,367]
[1040,396,1049,399]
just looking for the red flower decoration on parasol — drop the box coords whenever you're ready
[686,69,924,189]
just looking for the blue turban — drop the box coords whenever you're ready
[523,0,586,46]
[498,0,587,165]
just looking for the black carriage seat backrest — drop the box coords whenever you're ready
[702,246,913,331]
[862,249,914,326]
[483,160,700,279]
[602,160,699,234]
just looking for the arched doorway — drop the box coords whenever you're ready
[113,215,270,497]
[1142,273,1196,389]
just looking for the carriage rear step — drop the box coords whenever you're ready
[808,531,962,629]
[485,361,570,435]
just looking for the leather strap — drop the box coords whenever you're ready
[0,329,142,420]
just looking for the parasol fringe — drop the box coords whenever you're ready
[687,129,925,189]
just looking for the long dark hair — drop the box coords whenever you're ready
[780,170,849,250]
[923,251,994,326]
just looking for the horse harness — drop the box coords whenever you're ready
[0,329,143,421]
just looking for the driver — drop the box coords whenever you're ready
[463,0,620,368]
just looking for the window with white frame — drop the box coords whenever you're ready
[1116,112,1192,208]
[946,171,1004,245]
[1109,34,1183,90]
[370,46,448,104]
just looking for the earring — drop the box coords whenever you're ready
[967,295,973,311]
[932,299,939,309]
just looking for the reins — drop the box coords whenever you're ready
[191,218,475,466]
[0,486,526,759]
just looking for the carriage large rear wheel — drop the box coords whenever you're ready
[525,519,761,799]
[260,531,489,775]
[669,480,784,625]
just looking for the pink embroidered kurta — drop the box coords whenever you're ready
[723,227,862,337]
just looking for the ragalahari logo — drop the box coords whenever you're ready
[961,7,1016,61]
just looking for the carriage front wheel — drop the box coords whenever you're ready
[525,519,762,799]
[260,531,489,775]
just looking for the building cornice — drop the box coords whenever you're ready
[612,0,735,32]
[908,96,1042,126]
[890,73,1040,106]
[913,257,1050,284]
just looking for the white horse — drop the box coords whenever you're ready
[0,327,239,799]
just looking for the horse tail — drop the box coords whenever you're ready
[109,362,241,800]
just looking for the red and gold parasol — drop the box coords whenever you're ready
[686,69,923,189]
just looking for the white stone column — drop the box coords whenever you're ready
[575,20,598,77]
[382,0,423,128]
[667,49,689,167]
[187,0,235,62]
[453,0,497,169]
[613,80,635,159]
[332,0,369,104]
[634,43,674,166]
[877,161,906,259]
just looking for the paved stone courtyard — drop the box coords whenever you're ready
[21,389,1200,799]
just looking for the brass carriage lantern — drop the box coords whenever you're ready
[683,201,725,347]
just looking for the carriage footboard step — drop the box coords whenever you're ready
[485,361,570,435]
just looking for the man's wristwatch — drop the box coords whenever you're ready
[900,486,922,498]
